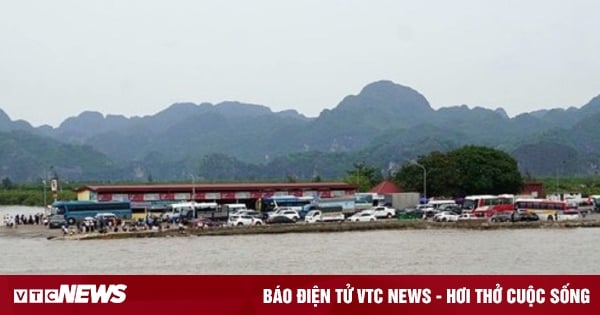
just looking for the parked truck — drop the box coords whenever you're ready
[304,206,345,223]
[385,192,420,210]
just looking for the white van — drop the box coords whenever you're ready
[304,207,345,223]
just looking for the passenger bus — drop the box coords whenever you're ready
[303,196,357,217]
[462,194,515,217]
[50,200,132,225]
[514,198,580,221]
[163,201,219,222]
[259,195,314,213]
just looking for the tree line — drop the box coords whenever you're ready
[3,145,600,206]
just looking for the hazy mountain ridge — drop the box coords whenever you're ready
[0,81,599,181]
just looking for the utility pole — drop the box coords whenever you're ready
[556,167,559,195]
[190,174,196,201]
[42,179,47,207]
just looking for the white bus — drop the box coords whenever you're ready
[163,202,218,221]
[514,198,580,221]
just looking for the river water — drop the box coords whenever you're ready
[1,206,599,274]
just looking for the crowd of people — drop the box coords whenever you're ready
[1,212,186,236]
[2,213,46,228]
[63,215,169,236]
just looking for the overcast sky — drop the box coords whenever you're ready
[1,0,599,127]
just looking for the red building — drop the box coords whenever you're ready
[369,180,403,194]
[521,181,544,198]
[76,182,358,209]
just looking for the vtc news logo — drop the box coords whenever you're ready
[13,284,127,304]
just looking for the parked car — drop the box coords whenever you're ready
[433,211,459,222]
[423,209,438,219]
[268,209,300,222]
[304,209,345,223]
[347,212,377,222]
[368,206,397,219]
[457,213,478,221]
[228,215,264,226]
[489,212,512,223]
[266,215,296,224]
[416,204,434,212]
[235,210,263,219]
[515,212,540,222]
[397,209,424,220]
[437,204,462,214]
[555,210,582,221]
[47,215,67,229]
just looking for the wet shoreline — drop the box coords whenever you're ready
[3,217,600,240]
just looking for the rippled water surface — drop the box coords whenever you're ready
[1,206,598,274]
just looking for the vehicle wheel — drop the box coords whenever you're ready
[387,213,392,218]
[237,222,243,226]
[547,215,554,221]
[292,217,298,222]
[491,218,497,223]
[255,222,262,226]
[442,218,447,222]
[67,217,76,225]
[370,218,374,222]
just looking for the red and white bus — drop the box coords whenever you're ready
[514,198,580,221]
[462,194,515,217]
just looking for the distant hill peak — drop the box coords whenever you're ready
[358,80,431,108]
[336,80,433,111]
[581,94,600,112]
[58,111,104,128]
[159,102,199,115]
[214,101,273,117]
[0,108,11,122]
[494,108,509,119]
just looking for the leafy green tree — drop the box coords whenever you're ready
[1,177,14,190]
[345,162,383,192]
[394,146,522,197]
[450,146,522,195]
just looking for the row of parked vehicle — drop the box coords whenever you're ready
[428,210,541,222]
[223,208,300,226]
[396,202,544,223]
[192,205,401,228]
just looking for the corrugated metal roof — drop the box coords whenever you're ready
[76,182,358,193]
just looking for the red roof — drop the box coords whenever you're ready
[76,182,358,193]
[370,181,402,194]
